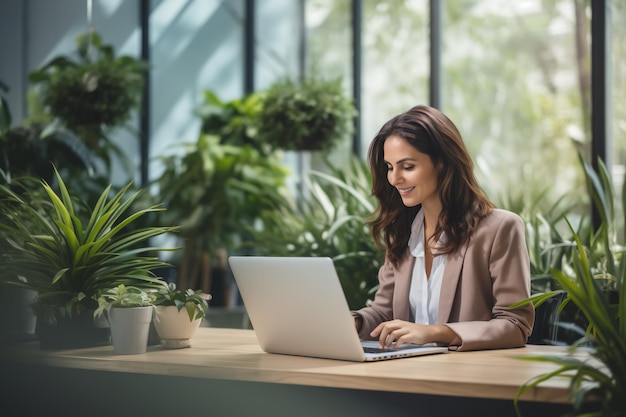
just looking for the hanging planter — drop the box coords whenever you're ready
[29,31,146,136]
[256,76,356,153]
[27,30,147,175]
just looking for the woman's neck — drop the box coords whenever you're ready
[421,201,442,241]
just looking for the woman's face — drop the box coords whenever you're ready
[383,135,440,208]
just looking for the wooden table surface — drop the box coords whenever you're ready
[1,327,587,405]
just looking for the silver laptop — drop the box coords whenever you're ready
[228,256,448,362]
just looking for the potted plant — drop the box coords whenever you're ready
[194,90,270,156]
[0,166,178,349]
[152,282,211,349]
[513,156,625,417]
[154,133,290,296]
[94,284,156,355]
[256,76,356,152]
[0,276,37,343]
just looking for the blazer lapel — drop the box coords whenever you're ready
[438,242,469,323]
[394,250,415,321]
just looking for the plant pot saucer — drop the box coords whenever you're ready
[160,338,192,349]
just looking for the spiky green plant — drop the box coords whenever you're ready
[514,217,625,416]
[513,155,626,417]
[0,167,178,325]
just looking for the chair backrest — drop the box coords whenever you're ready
[527,291,588,346]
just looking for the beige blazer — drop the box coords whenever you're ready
[355,209,534,351]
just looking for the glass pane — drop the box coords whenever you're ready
[442,0,589,217]
[611,0,626,237]
[305,0,353,167]
[148,0,243,179]
[306,0,352,83]
[361,0,429,158]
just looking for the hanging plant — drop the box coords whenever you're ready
[26,30,147,187]
[257,76,357,152]
[28,31,147,152]
[1,80,97,195]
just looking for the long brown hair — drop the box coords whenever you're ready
[367,105,494,266]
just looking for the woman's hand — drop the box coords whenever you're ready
[370,320,459,348]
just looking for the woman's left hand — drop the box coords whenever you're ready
[370,320,457,348]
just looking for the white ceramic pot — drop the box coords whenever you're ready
[153,305,202,349]
[108,306,153,354]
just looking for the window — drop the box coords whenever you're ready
[442,0,589,216]
[611,0,626,236]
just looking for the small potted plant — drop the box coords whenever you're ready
[94,284,156,355]
[153,282,211,349]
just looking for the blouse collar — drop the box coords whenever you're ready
[408,208,446,256]
[408,209,425,257]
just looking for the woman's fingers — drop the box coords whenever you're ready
[371,320,407,348]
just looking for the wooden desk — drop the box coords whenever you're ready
[0,327,582,417]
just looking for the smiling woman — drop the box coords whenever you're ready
[351,104,534,352]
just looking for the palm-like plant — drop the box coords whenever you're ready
[0,167,178,325]
[513,155,625,417]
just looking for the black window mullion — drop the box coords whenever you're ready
[591,0,610,229]
[429,0,442,110]
[244,0,255,94]
[351,0,362,156]
[139,0,150,186]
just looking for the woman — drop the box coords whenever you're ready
[352,105,534,351]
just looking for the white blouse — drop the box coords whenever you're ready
[408,209,447,324]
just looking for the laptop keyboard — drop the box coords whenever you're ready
[363,346,398,354]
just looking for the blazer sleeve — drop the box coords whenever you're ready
[445,211,534,351]
[354,259,396,339]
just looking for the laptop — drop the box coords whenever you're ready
[228,256,449,362]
